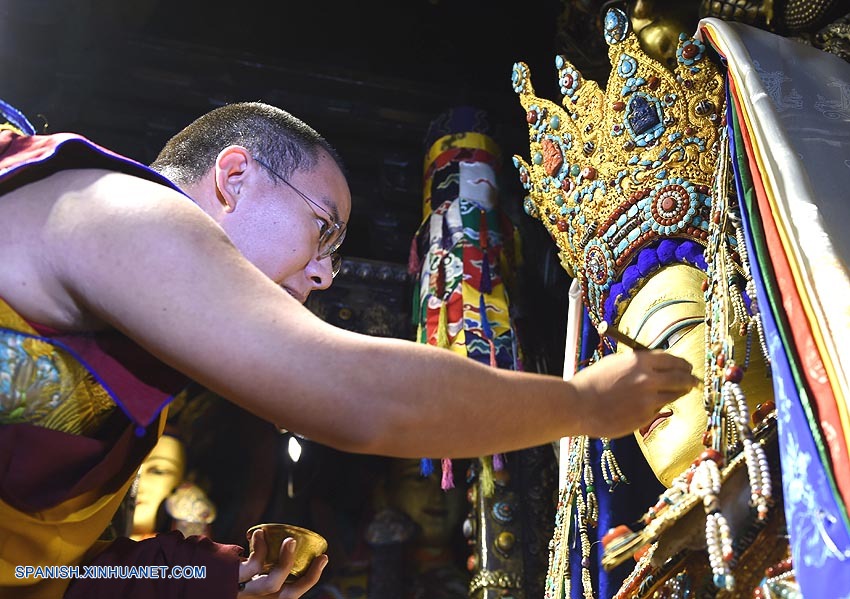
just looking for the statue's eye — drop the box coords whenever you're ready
[654,319,701,350]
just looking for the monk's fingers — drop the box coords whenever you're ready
[277,555,329,599]
[245,538,297,595]
[239,530,268,583]
[645,350,692,371]
[653,368,702,394]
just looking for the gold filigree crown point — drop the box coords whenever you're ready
[512,7,724,323]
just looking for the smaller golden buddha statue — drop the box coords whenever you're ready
[366,458,469,599]
[131,433,216,541]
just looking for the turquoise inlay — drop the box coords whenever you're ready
[663,95,678,108]
[617,54,638,78]
[683,136,707,151]
[616,170,629,186]
[621,76,646,96]
[578,180,606,202]
[512,63,529,93]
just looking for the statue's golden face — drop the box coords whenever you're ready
[385,459,465,548]
[616,264,771,487]
[133,435,186,536]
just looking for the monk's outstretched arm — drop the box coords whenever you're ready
[45,170,696,458]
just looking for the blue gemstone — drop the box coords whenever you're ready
[627,96,660,135]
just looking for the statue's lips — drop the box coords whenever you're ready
[639,409,674,438]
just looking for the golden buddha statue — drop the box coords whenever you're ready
[131,432,216,541]
[367,458,468,599]
[381,459,466,555]
[131,434,186,540]
[511,7,806,597]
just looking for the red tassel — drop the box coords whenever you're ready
[436,256,446,299]
[487,336,497,368]
[479,209,489,250]
[408,236,421,275]
[441,458,455,490]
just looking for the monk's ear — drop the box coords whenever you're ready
[213,146,251,212]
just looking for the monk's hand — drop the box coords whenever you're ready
[568,349,700,439]
[238,529,328,598]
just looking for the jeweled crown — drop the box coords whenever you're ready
[512,8,725,324]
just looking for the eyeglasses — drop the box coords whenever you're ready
[330,252,342,278]
[254,156,347,260]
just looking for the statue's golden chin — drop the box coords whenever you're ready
[615,264,773,487]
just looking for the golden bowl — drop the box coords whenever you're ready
[246,523,328,577]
